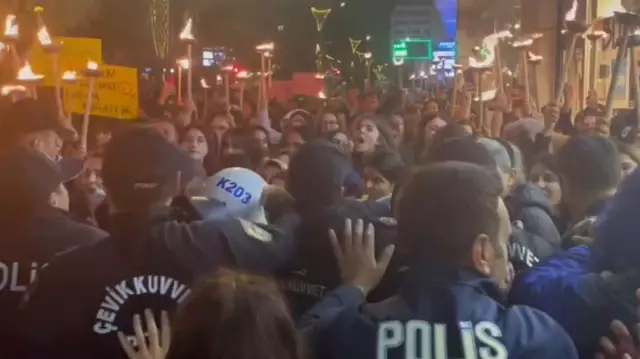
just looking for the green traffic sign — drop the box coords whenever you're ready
[392,38,433,61]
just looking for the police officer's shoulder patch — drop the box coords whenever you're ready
[377,217,397,226]
[239,218,273,242]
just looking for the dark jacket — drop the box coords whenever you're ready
[19,210,298,359]
[510,172,640,358]
[506,184,562,271]
[300,268,577,359]
[278,198,402,319]
[0,209,106,353]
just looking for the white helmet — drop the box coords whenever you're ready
[189,167,268,223]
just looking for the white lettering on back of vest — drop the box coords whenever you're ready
[0,261,39,292]
[92,275,190,335]
[377,320,508,359]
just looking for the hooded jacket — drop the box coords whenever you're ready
[510,169,640,358]
[277,198,401,319]
[506,184,562,271]
[300,267,577,359]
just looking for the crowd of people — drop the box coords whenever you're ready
[1,72,640,359]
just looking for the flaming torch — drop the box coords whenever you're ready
[201,78,210,119]
[469,31,510,133]
[584,30,608,90]
[179,18,196,101]
[17,61,44,99]
[604,3,640,121]
[265,51,273,91]
[176,58,190,104]
[527,52,544,107]
[628,28,640,121]
[236,71,250,111]
[364,51,373,91]
[221,63,234,109]
[4,14,20,71]
[555,0,590,103]
[3,14,18,42]
[37,26,66,119]
[0,84,26,97]
[61,70,77,119]
[256,42,274,110]
[80,60,103,151]
[450,64,463,117]
[512,35,538,112]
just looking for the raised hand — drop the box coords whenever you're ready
[329,218,395,296]
[118,309,171,359]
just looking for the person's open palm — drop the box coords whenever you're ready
[596,289,640,359]
[329,218,395,296]
[118,309,171,359]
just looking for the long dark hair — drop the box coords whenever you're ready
[167,269,307,359]
[179,125,218,176]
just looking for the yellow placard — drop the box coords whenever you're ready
[63,65,139,120]
[30,37,102,87]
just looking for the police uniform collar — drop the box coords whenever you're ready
[400,266,506,304]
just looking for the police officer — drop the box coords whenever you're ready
[300,163,577,359]
[278,139,401,319]
[20,126,297,359]
[0,148,106,353]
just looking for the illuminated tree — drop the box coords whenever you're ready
[150,0,170,60]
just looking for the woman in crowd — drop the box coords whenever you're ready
[168,270,306,359]
[209,112,233,140]
[362,148,405,203]
[317,110,344,135]
[413,114,448,162]
[180,125,217,176]
[528,152,562,212]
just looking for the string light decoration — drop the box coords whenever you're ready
[311,8,331,32]
[311,8,332,73]
[150,0,170,60]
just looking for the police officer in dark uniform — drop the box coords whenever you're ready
[300,163,577,359]
[278,139,401,319]
[0,148,107,354]
[19,126,297,359]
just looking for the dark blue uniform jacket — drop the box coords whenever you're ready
[301,267,577,359]
[510,169,640,358]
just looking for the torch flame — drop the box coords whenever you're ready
[237,71,250,80]
[318,91,326,99]
[315,73,325,79]
[87,60,99,70]
[256,42,275,52]
[473,89,498,102]
[200,78,210,88]
[179,18,195,41]
[221,64,234,72]
[469,30,512,69]
[512,36,534,48]
[528,52,543,61]
[409,74,416,80]
[531,33,544,40]
[177,58,190,69]
[585,30,608,39]
[4,14,18,37]
[0,42,5,51]
[1,84,26,96]
[635,28,640,35]
[565,0,578,21]
[419,71,426,78]
[37,26,52,46]
[17,62,44,80]
[600,0,626,18]
[363,52,372,60]
[62,70,77,81]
